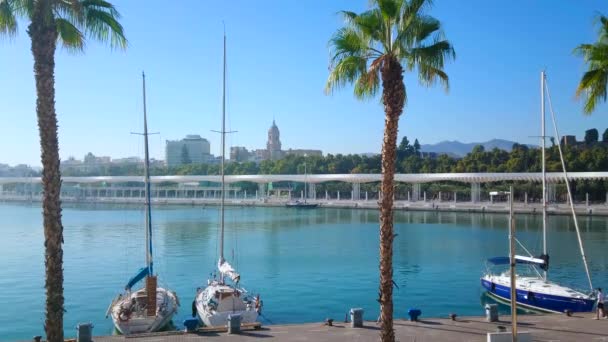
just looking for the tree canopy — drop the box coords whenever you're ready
[574,14,608,114]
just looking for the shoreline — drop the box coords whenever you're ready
[2,195,607,216]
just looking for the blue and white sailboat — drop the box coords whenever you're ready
[106,73,179,334]
[481,71,596,313]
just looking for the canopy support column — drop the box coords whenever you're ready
[308,183,316,199]
[412,183,421,202]
[352,183,360,201]
[471,182,481,203]
[547,183,556,203]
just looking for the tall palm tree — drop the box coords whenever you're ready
[0,1,126,340]
[575,15,608,114]
[326,1,453,340]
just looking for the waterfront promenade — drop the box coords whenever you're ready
[2,172,608,216]
[89,314,607,341]
[2,193,608,216]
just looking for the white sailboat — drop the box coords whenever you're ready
[195,32,261,327]
[107,72,179,334]
[481,71,596,313]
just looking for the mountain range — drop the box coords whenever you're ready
[420,139,536,157]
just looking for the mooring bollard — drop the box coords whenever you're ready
[183,318,199,332]
[76,322,93,342]
[227,314,242,334]
[485,304,499,322]
[33,336,41,342]
[350,308,364,328]
[408,308,421,321]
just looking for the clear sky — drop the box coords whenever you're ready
[1,0,607,167]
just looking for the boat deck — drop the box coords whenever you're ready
[92,313,608,341]
[484,273,591,299]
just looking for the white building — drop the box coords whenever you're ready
[165,135,211,167]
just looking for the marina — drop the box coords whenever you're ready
[1,203,607,340]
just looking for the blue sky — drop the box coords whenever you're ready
[1,0,607,166]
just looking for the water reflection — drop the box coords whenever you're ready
[1,203,608,341]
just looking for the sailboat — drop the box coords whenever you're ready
[107,72,179,334]
[195,32,261,327]
[480,71,596,313]
[286,157,318,208]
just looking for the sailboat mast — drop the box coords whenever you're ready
[142,71,153,276]
[541,71,547,281]
[219,32,226,264]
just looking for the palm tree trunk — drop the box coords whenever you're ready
[28,2,64,341]
[378,57,405,342]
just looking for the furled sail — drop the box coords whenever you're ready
[486,255,548,268]
[125,266,150,290]
[218,259,240,283]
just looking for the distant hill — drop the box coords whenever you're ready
[420,139,536,157]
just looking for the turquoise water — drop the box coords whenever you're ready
[1,202,608,341]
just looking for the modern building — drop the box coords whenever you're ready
[560,135,577,147]
[165,134,211,167]
[230,146,251,162]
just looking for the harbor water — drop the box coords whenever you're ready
[1,202,607,341]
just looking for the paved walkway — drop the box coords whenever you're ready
[94,314,608,341]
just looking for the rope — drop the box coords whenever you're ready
[259,312,274,324]
[545,78,594,291]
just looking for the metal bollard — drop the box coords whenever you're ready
[227,314,242,334]
[183,318,199,332]
[408,308,422,321]
[350,308,364,328]
[485,304,498,322]
[76,322,94,342]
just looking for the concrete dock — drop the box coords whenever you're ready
[91,314,608,341]
[3,194,608,216]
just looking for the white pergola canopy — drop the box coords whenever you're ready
[1,172,607,185]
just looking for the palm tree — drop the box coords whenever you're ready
[326,1,454,340]
[575,15,608,114]
[0,1,126,340]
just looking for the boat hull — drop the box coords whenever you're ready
[285,203,318,209]
[481,278,595,313]
[195,283,258,327]
[110,287,178,335]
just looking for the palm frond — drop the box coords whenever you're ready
[417,63,449,91]
[354,56,384,99]
[397,14,439,47]
[576,68,608,114]
[325,55,367,95]
[375,0,402,21]
[0,0,17,37]
[347,8,387,49]
[82,6,126,49]
[340,10,358,24]
[81,0,120,17]
[401,0,431,28]
[56,17,84,52]
[406,39,455,70]
[329,27,381,64]
[574,43,595,57]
